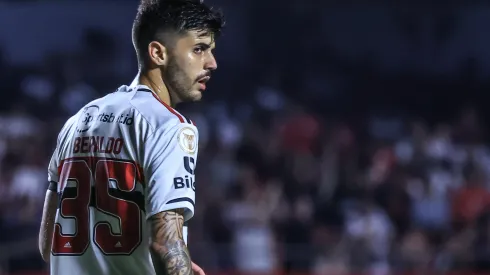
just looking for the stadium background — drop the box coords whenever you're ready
[2,1,490,275]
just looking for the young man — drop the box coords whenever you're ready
[38,0,224,274]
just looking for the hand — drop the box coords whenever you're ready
[192,261,205,275]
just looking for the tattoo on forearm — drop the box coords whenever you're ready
[149,209,192,275]
[161,241,192,275]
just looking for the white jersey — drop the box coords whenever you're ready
[47,83,198,275]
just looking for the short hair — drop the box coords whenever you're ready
[132,0,225,64]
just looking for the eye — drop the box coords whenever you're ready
[193,46,204,55]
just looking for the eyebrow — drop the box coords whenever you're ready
[196,31,215,43]
[195,42,213,50]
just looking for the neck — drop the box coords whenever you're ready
[137,68,173,106]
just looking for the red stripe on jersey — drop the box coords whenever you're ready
[149,92,185,123]
[191,119,196,126]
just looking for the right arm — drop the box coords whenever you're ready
[144,123,199,275]
[149,209,192,275]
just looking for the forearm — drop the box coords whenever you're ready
[150,239,192,274]
[149,209,193,275]
[39,190,58,262]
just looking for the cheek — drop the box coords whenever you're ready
[185,52,206,71]
[185,52,197,67]
[175,54,195,75]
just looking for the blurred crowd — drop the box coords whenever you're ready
[2,2,490,275]
[191,100,490,275]
[0,30,489,275]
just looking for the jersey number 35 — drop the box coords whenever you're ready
[52,157,144,256]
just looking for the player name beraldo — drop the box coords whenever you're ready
[73,136,124,154]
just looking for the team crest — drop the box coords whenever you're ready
[178,127,197,154]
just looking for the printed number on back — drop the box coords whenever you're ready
[52,157,144,256]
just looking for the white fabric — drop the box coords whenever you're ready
[48,82,198,275]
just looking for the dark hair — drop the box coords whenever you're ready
[132,0,225,63]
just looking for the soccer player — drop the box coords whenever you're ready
[37,0,224,274]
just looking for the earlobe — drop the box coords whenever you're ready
[148,41,167,66]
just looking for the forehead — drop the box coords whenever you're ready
[175,30,216,47]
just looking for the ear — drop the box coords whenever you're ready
[148,41,167,66]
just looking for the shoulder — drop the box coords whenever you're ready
[57,109,84,141]
[145,121,199,157]
[130,87,196,133]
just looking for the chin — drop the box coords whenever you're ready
[182,90,202,102]
[191,90,203,101]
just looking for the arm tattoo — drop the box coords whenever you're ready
[149,209,193,275]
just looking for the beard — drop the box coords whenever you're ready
[163,55,200,103]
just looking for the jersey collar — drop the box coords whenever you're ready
[129,76,153,93]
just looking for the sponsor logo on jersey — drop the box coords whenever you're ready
[177,127,197,154]
[173,175,195,191]
[173,157,196,191]
[76,105,100,133]
[183,156,195,175]
[96,112,134,126]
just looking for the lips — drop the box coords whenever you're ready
[197,76,210,91]
[197,76,210,83]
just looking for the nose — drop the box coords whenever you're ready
[204,54,217,71]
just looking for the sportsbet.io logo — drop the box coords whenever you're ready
[76,105,100,133]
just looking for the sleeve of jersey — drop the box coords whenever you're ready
[47,144,60,183]
[145,123,198,221]
[48,120,70,184]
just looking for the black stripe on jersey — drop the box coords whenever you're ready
[184,221,189,226]
[137,88,193,125]
[58,187,146,212]
[137,88,153,93]
[166,197,195,207]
